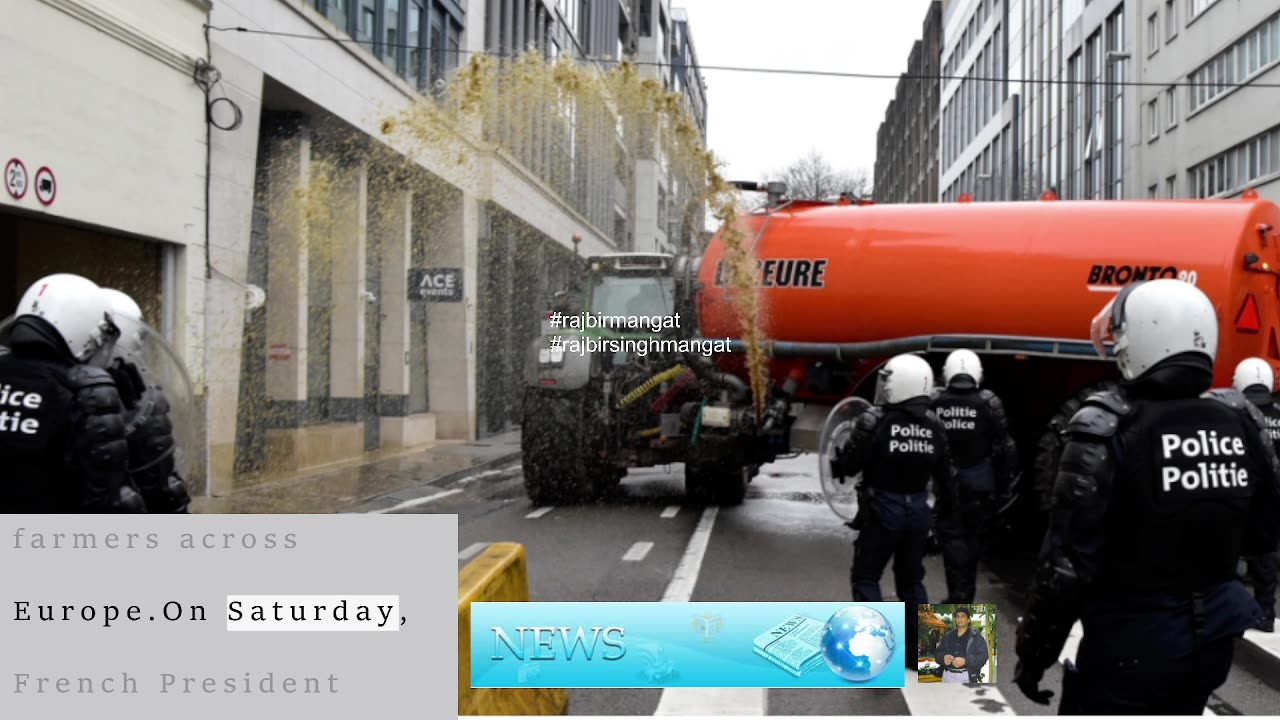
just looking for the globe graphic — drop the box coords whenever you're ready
[820,606,896,682]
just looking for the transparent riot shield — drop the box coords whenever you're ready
[106,313,200,484]
[0,313,200,484]
[817,396,872,522]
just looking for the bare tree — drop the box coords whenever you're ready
[775,149,873,201]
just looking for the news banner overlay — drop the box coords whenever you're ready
[1,515,456,719]
[471,601,905,688]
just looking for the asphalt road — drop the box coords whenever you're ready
[402,454,1280,716]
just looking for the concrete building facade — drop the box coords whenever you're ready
[940,0,1276,205]
[0,0,212,488]
[1134,0,1280,203]
[196,0,708,495]
[629,1,708,254]
[875,1,943,204]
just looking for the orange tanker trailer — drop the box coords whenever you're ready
[694,191,1280,519]
[523,189,1280,517]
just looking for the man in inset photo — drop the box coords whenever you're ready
[937,606,992,684]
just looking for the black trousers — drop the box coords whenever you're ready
[1058,632,1235,715]
[940,464,995,603]
[1245,552,1277,622]
[851,490,930,661]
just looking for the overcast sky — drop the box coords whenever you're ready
[675,0,937,185]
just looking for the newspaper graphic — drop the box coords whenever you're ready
[752,614,828,677]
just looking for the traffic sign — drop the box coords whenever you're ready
[33,166,56,206]
[5,158,27,200]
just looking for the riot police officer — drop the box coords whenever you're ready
[1233,357,1279,632]
[0,274,145,513]
[831,353,957,667]
[931,349,1017,604]
[1014,279,1280,714]
[101,288,192,514]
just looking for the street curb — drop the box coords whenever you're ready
[1236,634,1280,693]
[346,451,523,513]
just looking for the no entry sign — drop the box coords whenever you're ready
[33,166,56,206]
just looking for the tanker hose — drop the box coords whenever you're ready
[682,351,749,402]
[691,401,707,447]
[618,364,689,409]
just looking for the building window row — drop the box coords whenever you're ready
[944,0,994,79]
[1188,11,1280,112]
[314,0,463,91]
[1189,124,1280,199]
[1188,0,1219,22]
[942,25,1003,169]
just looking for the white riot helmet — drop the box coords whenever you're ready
[877,353,935,404]
[15,273,118,363]
[1232,357,1275,394]
[1089,279,1218,381]
[943,349,983,388]
[100,288,145,357]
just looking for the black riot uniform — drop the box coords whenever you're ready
[1014,359,1280,714]
[1242,385,1280,631]
[108,357,191,513]
[835,396,957,663]
[931,383,1018,603]
[0,316,146,513]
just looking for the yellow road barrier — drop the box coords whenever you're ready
[459,542,570,716]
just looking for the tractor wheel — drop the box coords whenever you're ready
[685,462,752,506]
[521,390,613,505]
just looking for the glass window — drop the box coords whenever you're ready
[1165,0,1177,40]
[1148,13,1158,53]
[358,0,376,51]
[1166,86,1176,126]
[384,0,399,69]
[1167,175,1176,198]
[407,0,423,87]
[429,18,444,88]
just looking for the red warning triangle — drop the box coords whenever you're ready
[1235,294,1261,333]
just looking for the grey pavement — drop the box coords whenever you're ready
[191,430,521,514]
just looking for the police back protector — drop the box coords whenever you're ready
[1103,395,1265,593]
[865,403,946,495]
[0,350,77,511]
[932,387,995,468]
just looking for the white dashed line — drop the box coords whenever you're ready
[458,542,489,561]
[367,489,462,514]
[525,507,554,519]
[654,508,767,715]
[660,506,680,518]
[622,541,654,562]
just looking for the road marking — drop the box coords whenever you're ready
[525,507,554,519]
[654,687,767,716]
[1061,620,1084,663]
[458,542,489,561]
[1243,628,1280,664]
[654,508,768,715]
[367,488,461,514]
[660,506,680,518]
[622,541,654,562]
[900,670,1016,715]
[660,507,717,602]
